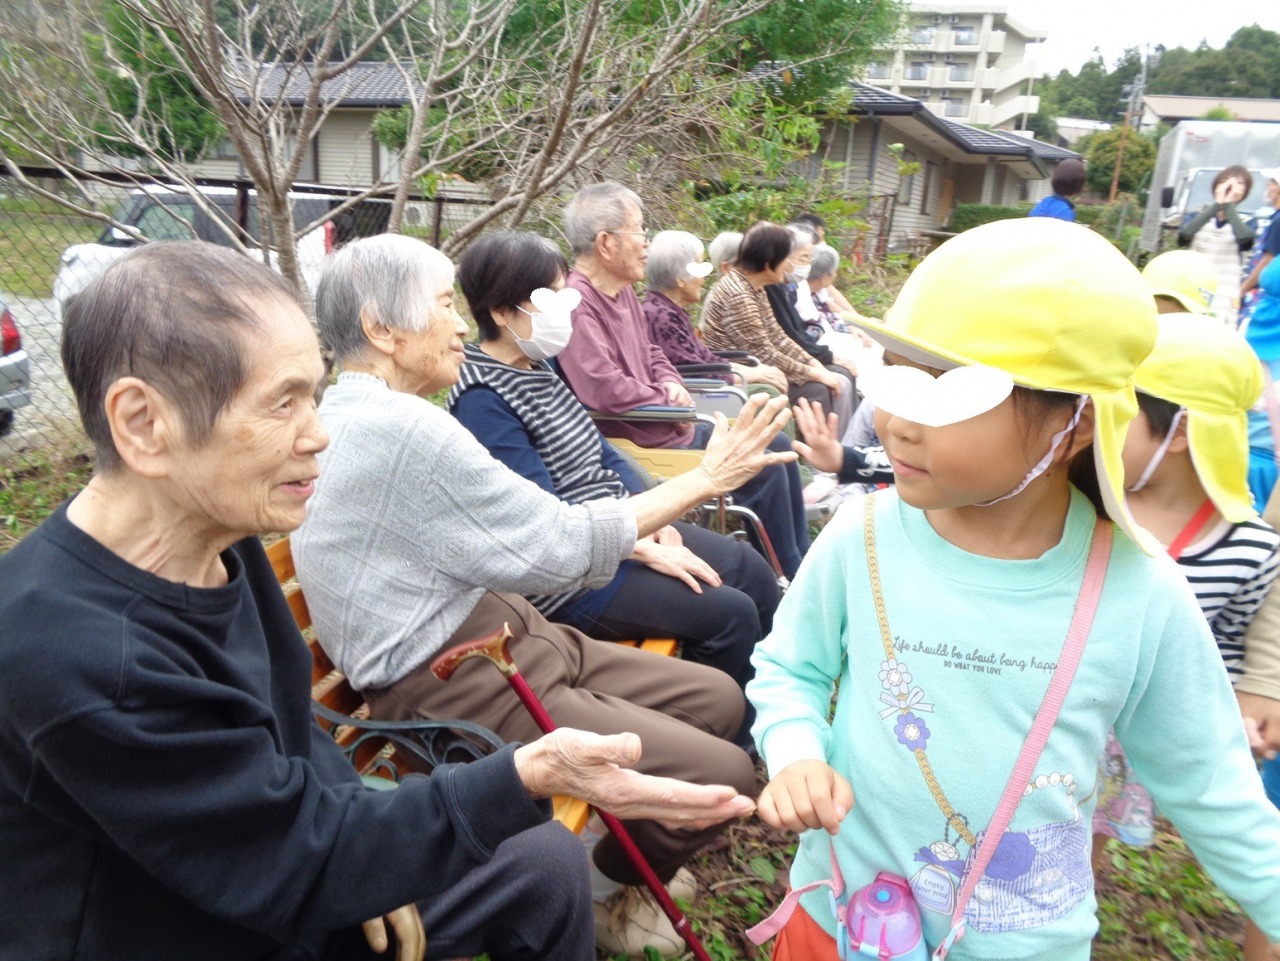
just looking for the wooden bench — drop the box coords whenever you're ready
[265,536,676,833]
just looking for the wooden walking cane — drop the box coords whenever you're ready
[430,624,712,961]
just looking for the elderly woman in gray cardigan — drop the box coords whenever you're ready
[293,233,794,958]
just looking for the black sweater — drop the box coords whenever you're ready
[0,504,547,961]
[764,283,834,366]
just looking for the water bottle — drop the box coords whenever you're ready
[838,872,929,961]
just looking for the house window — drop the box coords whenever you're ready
[921,162,935,214]
[952,25,977,45]
[948,64,973,82]
[943,98,968,118]
[906,62,929,81]
[210,138,239,161]
[910,27,934,44]
[867,62,891,80]
[897,150,917,204]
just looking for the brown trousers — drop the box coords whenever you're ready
[364,590,757,885]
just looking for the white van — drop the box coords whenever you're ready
[53,186,392,302]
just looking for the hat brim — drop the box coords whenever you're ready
[850,314,1160,554]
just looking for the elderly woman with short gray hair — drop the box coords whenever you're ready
[641,230,787,393]
[293,232,793,957]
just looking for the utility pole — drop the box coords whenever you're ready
[1109,47,1151,201]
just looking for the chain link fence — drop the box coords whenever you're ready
[0,166,486,473]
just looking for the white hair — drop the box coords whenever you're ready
[787,223,817,253]
[316,233,455,363]
[646,230,704,291]
[708,231,743,271]
[811,243,839,280]
[563,182,644,256]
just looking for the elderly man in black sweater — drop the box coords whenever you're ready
[0,241,753,961]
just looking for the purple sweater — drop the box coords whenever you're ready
[640,289,734,384]
[557,270,694,448]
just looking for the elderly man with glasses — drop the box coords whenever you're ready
[556,182,811,580]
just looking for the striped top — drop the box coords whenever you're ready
[1176,516,1280,679]
[448,345,629,615]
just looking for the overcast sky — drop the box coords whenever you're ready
[1005,2,1280,77]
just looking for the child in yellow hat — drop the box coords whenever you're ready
[1096,313,1279,960]
[746,219,1280,961]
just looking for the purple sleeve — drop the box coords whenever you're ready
[643,298,733,383]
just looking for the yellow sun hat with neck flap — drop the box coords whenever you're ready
[848,218,1160,552]
[1141,249,1218,315]
[1133,312,1264,522]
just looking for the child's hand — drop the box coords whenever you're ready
[1237,691,1280,760]
[792,399,846,475]
[757,760,854,835]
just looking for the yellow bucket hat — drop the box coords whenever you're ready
[849,218,1159,552]
[1141,250,1218,315]
[1133,313,1264,522]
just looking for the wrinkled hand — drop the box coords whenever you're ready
[362,905,425,961]
[812,364,843,396]
[832,354,860,377]
[758,760,854,835]
[514,729,756,829]
[791,398,845,475]
[699,393,797,494]
[743,363,789,393]
[1238,691,1280,759]
[664,381,693,407]
[631,539,721,593]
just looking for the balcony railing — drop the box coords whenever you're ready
[867,65,892,80]
[909,28,934,44]
[904,66,929,81]
[952,30,977,45]
[944,101,969,117]
[948,67,973,82]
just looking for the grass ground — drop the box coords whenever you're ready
[0,194,102,297]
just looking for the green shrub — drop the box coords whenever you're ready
[949,203,1033,232]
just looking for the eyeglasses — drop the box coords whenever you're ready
[606,228,652,241]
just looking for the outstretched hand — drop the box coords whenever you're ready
[700,393,796,494]
[362,905,425,961]
[758,759,854,836]
[514,729,756,829]
[791,398,845,475]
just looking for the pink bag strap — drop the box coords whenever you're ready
[934,517,1113,959]
[746,845,844,944]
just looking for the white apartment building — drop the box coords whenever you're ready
[863,2,1045,131]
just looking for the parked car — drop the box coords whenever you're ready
[53,186,392,303]
[0,297,32,437]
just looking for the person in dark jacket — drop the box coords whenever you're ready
[1028,158,1086,221]
[0,240,754,961]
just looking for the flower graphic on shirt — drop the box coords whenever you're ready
[983,831,1036,882]
[894,711,930,750]
[878,658,913,695]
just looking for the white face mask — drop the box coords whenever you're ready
[790,264,812,281]
[510,287,579,362]
[513,304,574,361]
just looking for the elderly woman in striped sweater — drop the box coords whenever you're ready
[448,230,779,745]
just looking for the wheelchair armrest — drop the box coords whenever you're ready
[585,404,699,422]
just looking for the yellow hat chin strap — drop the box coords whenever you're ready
[976,397,1087,507]
[1125,407,1185,493]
